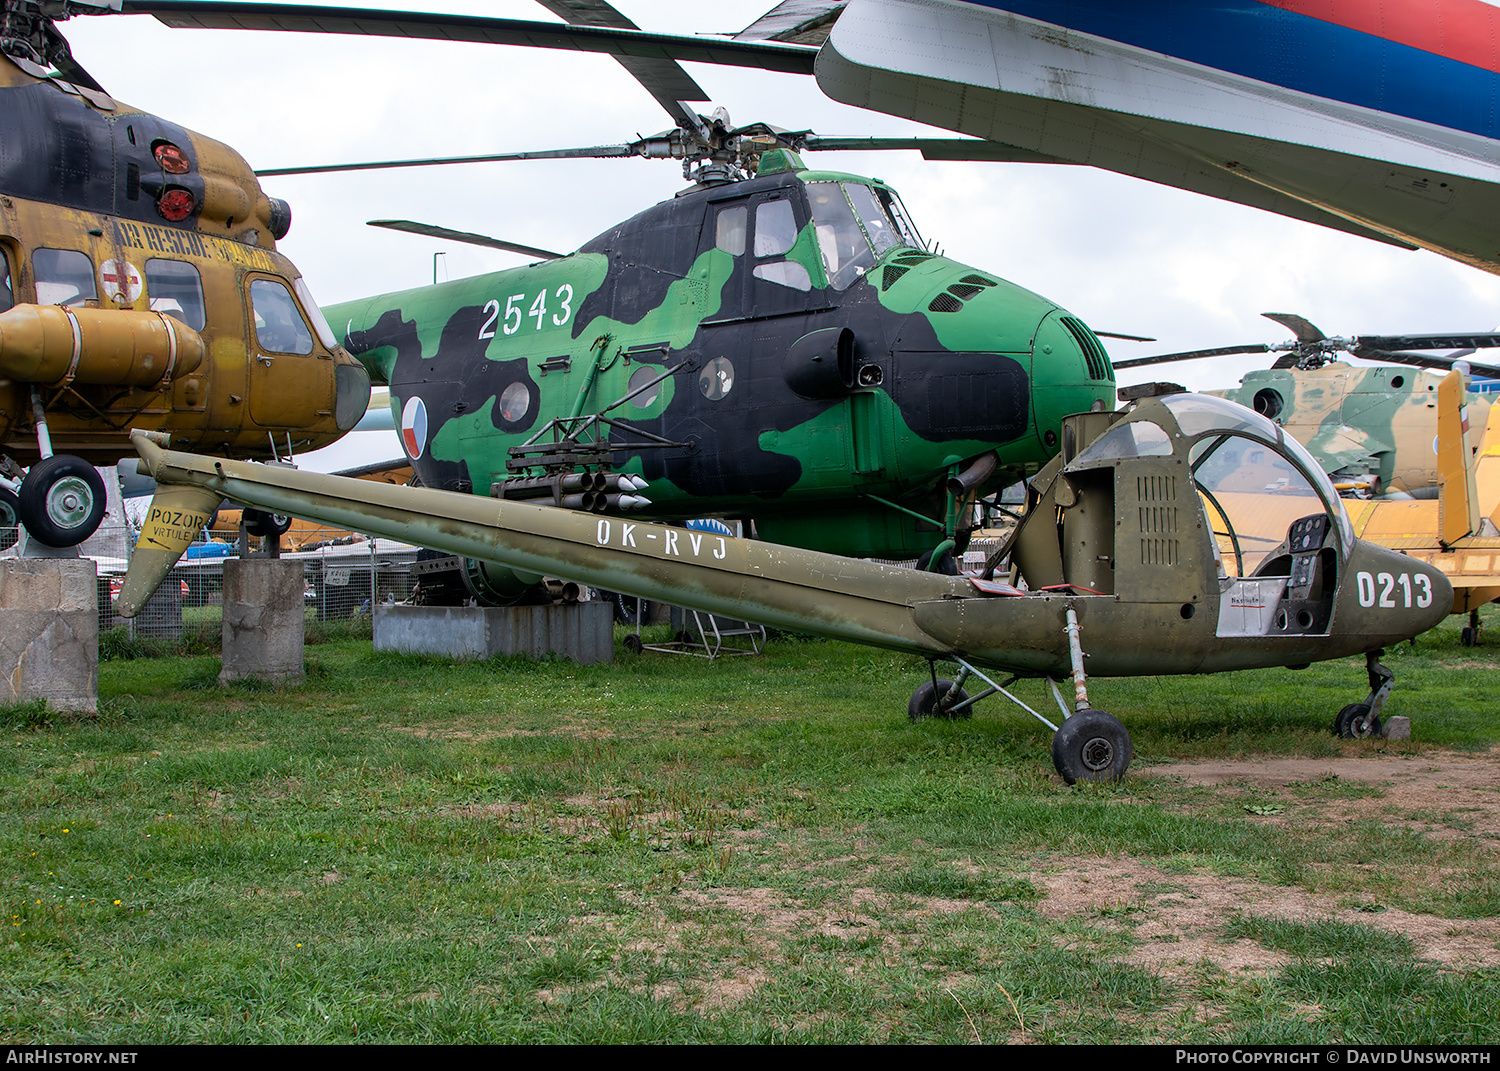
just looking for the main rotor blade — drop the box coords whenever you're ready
[368,220,564,260]
[1093,330,1156,342]
[1350,332,1500,354]
[257,143,640,177]
[1261,312,1326,343]
[122,1,817,75]
[534,0,707,130]
[803,136,1068,164]
[1348,349,1500,379]
[1112,344,1273,371]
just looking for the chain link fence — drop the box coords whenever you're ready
[57,525,420,650]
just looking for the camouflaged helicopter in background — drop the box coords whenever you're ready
[1114,313,1500,500]
[218,2,1120,605]
[0,0,372,548]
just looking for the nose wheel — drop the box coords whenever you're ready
[1333,650,1393,739]
[17,454,106,548]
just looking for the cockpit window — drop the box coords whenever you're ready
[1073,420,1173,463]
[876,186,923,249]
[754,199,798,257]
[145,258,206,330]
[35,249,97,307]
[807,182,876,290]
[846,183,902,257]
[715,205,747,256]
[1161,392,1280,439]
[807,181,923,289]
[250,278,314,355]
[0,253,12,313]
[1191,433,1328,576]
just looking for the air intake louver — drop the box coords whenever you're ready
[959,274,997,287]
[882,265,909,289]
[896,252,935,265]
[947,283,983,300]
[1059,316,1114,382]
[928,293,963,313]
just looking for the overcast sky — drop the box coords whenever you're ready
[60,0,1500,472]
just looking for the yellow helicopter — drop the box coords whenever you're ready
[0,0,370,547]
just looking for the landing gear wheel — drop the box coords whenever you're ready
[622,634,643,654]
[1334,702,1382,739]
[0,486,19,551]
[908,679,972,720]
[1051,709,1133,784]
[244,509,292,538]
[1461,626,1480,647]
[18,455,105,547]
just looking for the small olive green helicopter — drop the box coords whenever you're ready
[119,386,1451,783]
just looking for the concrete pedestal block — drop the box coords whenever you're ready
[220,558,304,685]
[1381,716,1412,741]
[374,602,614,665]
[0,558,98,712]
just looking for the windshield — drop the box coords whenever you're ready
[1161,391,1353,550]
[807,181,921,289]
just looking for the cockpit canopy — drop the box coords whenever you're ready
[1069,392,1354,575]
[804,180,924,289]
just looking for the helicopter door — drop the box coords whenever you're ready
[246,275,331,431]
[705,192,821,321]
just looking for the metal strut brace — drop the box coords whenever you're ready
[1064,606,1091,712]
[944,657,1060,732]
[1363,648,1395,721]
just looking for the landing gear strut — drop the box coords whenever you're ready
[1332,649,1393,739]
[906,607,1133,784]
[12,388,106,548]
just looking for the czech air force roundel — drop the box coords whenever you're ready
[401,395,428,459]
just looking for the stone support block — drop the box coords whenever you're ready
[0,558,98,712]
[220,558,304,685]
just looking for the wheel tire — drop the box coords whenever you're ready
[1052,709,1133,784]
[622,634,643,654]
[244,508,292,538]
[1335,702,1382,739]
[18,455,106,548]
[1461,626,1479,647]
[916,548,959,575]
[908,679,972,720]
[0,485,20,551]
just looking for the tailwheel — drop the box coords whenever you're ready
[1051,709,1132,784]
[908,679,972,720]
[18,455,106,547]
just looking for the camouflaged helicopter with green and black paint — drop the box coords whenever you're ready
[316,138,1115,602]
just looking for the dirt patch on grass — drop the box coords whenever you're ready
[1142,748,1500,846]
[1034,857,1500,978]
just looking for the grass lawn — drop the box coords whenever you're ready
[3,610,1498,1044]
